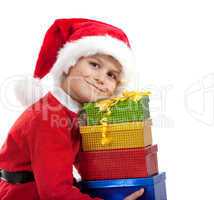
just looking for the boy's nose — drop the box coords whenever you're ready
[94,77,104,85]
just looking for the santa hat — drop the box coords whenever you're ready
[15,18,136,106]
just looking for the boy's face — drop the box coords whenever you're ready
[61,54,122,103]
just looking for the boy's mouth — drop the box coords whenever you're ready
[85,80,107,94]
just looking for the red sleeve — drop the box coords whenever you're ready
[26,112,103,200]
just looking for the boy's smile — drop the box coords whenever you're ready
[61,54,122,104]
[84,80,107,93]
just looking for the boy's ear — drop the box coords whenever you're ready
[117,79,126,85]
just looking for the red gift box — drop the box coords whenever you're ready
[77,145,158,181]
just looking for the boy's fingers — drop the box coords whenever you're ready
[124,188,144,200]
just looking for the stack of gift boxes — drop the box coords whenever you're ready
[76,91,167,200]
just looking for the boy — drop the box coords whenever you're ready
[0,18,144,200]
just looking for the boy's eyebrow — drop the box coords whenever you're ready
[90,56,104,66]
[91,56,122,74]
[111,69,121,75]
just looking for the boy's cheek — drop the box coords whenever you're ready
[80,69,93,78]
[79,63,94,75]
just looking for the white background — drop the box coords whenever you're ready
[0,0,214,199]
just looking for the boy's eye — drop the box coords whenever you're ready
[89,61,100,68]
[107,72,117,80]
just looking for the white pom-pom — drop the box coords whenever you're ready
[14,76,47,107]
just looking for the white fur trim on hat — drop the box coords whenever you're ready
[49,35,136,88]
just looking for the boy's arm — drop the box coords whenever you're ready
[26,112,103,200]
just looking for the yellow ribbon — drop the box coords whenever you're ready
[95,90,151,146]
[95,90,151,113]
[100,117,112,145]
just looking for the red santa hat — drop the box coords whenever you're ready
[15,18,136,106]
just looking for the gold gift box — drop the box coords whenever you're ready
[80,119,153,151]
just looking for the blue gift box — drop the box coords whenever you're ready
[78,172,167,200]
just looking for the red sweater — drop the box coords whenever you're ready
[0,91,102,200]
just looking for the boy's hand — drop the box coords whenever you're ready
[123,188,144,200]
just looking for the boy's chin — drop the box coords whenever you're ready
[82,93,110,103]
